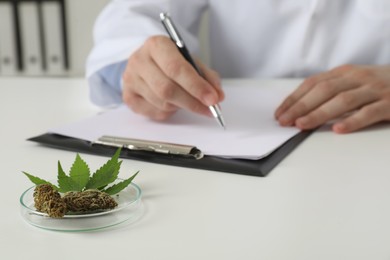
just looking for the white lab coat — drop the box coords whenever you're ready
[87,0,390,106]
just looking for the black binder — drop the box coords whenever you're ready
[28,130,312,177]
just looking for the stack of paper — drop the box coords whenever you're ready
[50,83,300,160]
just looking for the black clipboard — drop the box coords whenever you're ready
[28,130,312,177]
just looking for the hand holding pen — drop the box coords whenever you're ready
[160,12,226,128]
[120,13,225,125]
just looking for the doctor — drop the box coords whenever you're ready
[87,0,390,134]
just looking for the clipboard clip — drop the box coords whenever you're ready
[94,135,204,160]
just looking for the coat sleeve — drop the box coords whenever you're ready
[86,0,208,107]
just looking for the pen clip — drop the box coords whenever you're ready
[94,135,204,160]
[160,12,185,48]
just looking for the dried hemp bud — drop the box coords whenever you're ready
[33,184,67,218]
[63,189,118,213]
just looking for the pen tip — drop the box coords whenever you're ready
[217,118,226,130]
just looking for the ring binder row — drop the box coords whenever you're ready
[0,0,69,76]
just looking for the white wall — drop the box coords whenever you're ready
[198,10,210,67]
[70,2,211,74]
[0,0,209,77]
[66,0,110,76]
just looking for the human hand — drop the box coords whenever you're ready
[121,35,224,120]
[275,65,390,133]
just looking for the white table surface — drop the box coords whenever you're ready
[1,77,390,260]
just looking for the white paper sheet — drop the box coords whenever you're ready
[50,83,300,160]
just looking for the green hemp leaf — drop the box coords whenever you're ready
[103,171,139,195]
[85,148,122,190]
[22,172,57,189]
[68,154,90,190]
[57,160,83,193]
[22,148,138,195]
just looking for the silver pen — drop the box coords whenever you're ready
[160,12,226,129]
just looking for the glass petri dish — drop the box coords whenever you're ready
[20,182,143,232]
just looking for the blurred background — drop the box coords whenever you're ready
[0,0,110,77]
[0,0,210,78]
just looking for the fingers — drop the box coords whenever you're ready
[333,98,390,134]
[196,59,225,102]
[122,35,224,120]
[148,36,222,106]
[275,64,390,133]
[122,71,178,121]
[132,48,211,117]
[127,49,177,111]
[123,91,177,121]
[275,67,345,119]
[295,86,379,129]
[278,77,359,126]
